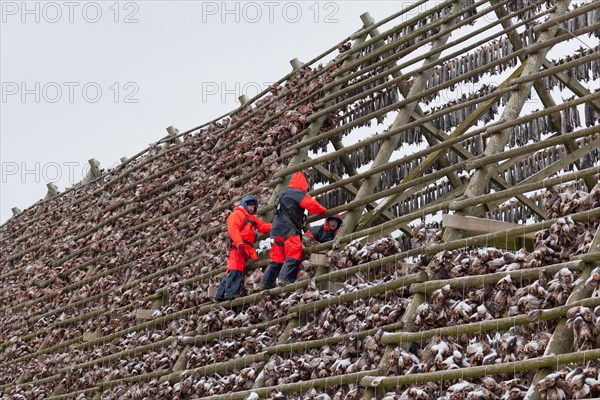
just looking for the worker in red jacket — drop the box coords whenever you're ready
[262,171,327,289]
[305,214,343,243]
[214,195,271,302]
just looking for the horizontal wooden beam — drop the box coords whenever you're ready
[361,348,600,387]
[382,295,600,344]
[410,260,585,294]
[135,309,156,321]
[193,370,379,400]
[442,214,537,239]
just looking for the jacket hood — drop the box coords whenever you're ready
[327,214,343,225]
[241,194,258,214]
[289,172,309,191]
[324,214,342,231]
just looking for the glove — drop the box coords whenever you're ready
[236,243,249,259]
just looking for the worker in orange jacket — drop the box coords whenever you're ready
[262,171,327,289]
[214,195,271,302]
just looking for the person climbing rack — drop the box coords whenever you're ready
[262,172,327,289]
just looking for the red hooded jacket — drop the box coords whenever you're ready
[270,172,326,238]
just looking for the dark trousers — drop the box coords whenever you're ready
[214,270,244,301]
[262,258,301,288]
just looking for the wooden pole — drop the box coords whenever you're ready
[361,348,600,387]
[339,0,467,235]
[191,370,378,400]
[290,24,598,156]
[383,290,600,345]
[443,0,573,242]
[410,260,585,294]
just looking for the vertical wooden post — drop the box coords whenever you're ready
[82,158,102,184]
[290,58,304,70]
[166,126,182,145]
[44,183,59,200]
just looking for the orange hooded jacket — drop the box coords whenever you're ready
[227,206,271,260]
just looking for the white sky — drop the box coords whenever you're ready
[0,1,407,224]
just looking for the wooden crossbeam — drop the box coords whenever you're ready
[338,1,466,236]
[265,27,372,216]
[442,214,536,250]
[312,163,401,226]
[443,0,573,242]
[491,0,597,191]
[480,136,600,214]
[357,64,527,230]
[591,225,600,255]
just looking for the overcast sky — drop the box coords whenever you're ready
[0,1,409,224]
